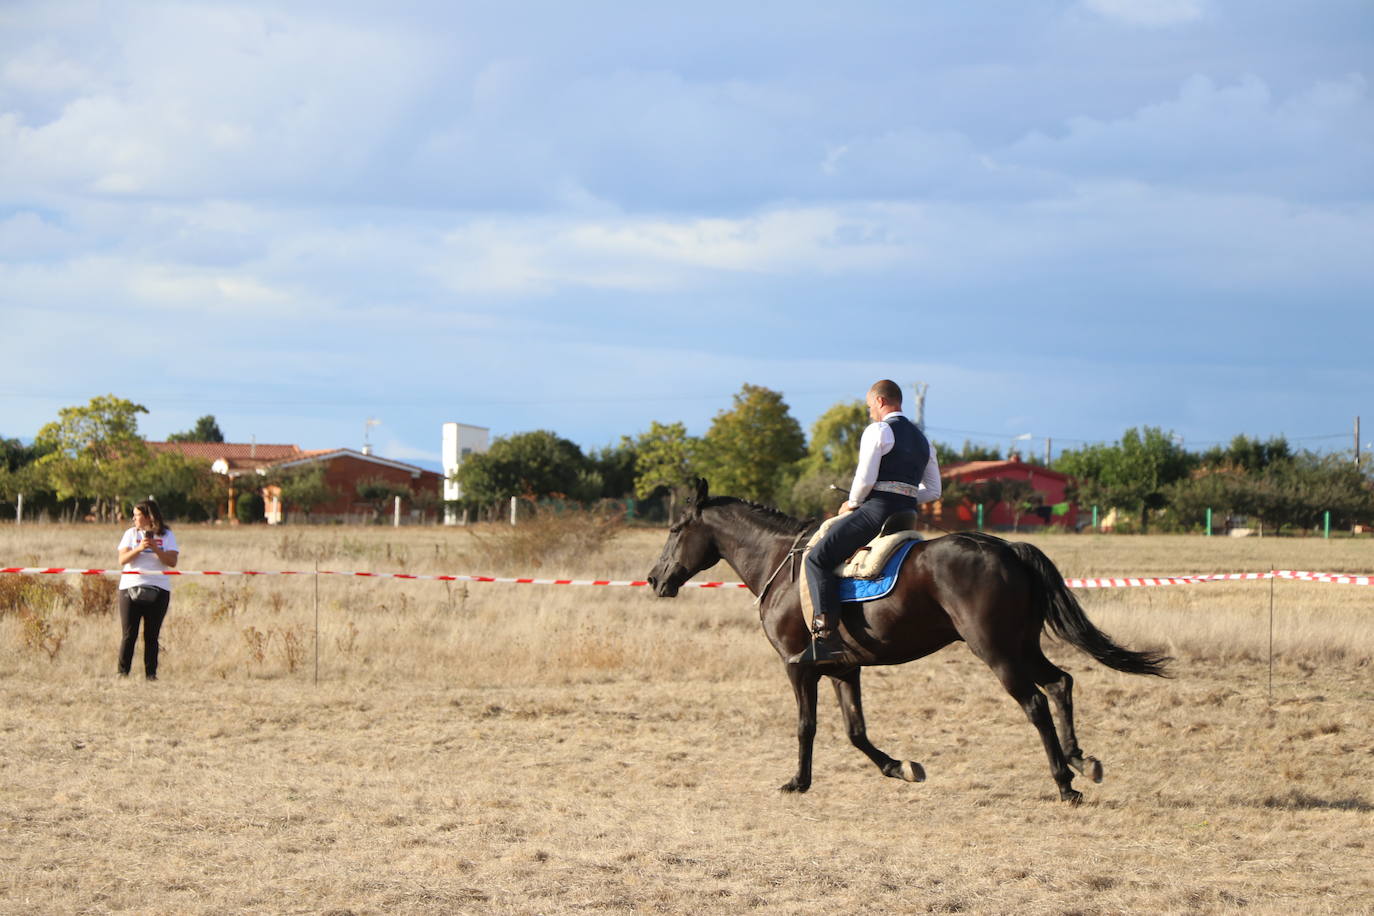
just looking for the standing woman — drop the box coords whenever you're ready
[116,499,179,680]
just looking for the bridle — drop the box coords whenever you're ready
[752,525,816,607]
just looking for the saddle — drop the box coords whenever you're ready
[806,510,923,580]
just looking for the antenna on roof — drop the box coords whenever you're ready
[363,417,381,456]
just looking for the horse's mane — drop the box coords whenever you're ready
[703,496,815,537]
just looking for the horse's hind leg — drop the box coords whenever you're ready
[990,657,1082,804]
[1031,652,1103,784]
[830,669,925,784]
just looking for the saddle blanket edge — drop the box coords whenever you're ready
[837,538,921,603]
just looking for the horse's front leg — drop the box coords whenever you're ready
[831,669,925,784]
[781,663,821,792]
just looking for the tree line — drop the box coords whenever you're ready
[3,390,1371,533]
[0,396,424,524]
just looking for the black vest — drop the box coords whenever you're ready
[876,415,931,487]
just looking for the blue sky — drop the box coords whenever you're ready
[3,0,1371,471]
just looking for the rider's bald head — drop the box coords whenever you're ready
[869,379,902,406]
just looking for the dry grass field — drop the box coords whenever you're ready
[2,520,1372,914]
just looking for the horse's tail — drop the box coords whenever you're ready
[1008,540,1172,677]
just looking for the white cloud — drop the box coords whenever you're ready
[1007,74,1373,197]
[431,207,916,296]
[0,4,439,201]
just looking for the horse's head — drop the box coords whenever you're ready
[646,478,721,598]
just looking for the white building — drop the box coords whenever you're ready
[442,422,490,524]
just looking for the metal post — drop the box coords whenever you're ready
[1092,505,1099,531]
[1324,510,1330,539]
[976,503,984,531]
[1205,507,1212,536]
[313,558,320,687]
[393,494,401,528]
[1268,565,1275,703]
[509,496,518,525]
[15,493,21,526]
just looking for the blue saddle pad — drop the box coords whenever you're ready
[837,537,921,603]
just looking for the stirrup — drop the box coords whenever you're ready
[787,629,854,667]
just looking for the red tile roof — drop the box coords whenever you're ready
[148,441,305,474]
[942,458,1072,480]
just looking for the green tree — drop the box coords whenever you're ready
[0,436,58,517]
[1197,434,1291,473]
[270,466,336,521]
[34,395,150,520]
[131,450,222,521]
[783,400,868,516]
[931,439,1003,463]
[588,438,639,500]
[1000,478,1041,533]
[456,430,596,505]
[631,421,700,523]
[797,401,867,477]
[697,384,806,506]
[167,415,225,443]
[356,477,412,523]
[1170,452,1374,534]
[1055,427,1193,533]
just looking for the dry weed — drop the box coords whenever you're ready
[76,575,117,617]
[241,625,269,666]
[18,606,69,660]
[275,624,308,673]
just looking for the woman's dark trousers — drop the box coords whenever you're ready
[118,588,170,678]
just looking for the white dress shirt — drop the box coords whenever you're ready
[848,412,942,508]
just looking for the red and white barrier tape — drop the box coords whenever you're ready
[1064,575,1211,588]
[0,567,743,588]
[1275,570,1373,586]
[2,567,1370,587]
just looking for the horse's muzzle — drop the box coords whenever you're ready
[646,569,683,598]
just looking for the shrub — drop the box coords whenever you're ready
[77,576,118,617]
[0,574,71,617]
[467,503,625,572]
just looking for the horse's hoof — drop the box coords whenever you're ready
[779,780,810,794]
[899,760,926,783]
[1086,757,1103,784]
[1061,788,1084,806]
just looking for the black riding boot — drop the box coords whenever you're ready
[787,617,855,667]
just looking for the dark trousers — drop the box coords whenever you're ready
[118,588,170,677]
[802,492,917,628]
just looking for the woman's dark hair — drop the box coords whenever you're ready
[134,499,168,535]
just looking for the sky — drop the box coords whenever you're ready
[3,0,1372,472]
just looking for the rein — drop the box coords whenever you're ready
[753,525,815,606]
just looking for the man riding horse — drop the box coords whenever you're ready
[791,379,943,666]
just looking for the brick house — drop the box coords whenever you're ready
[933,455,1079,530]
[262,448,443,523]
[148,442,443,524]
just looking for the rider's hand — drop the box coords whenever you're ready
[837,501,855,516]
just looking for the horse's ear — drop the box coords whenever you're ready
[693,477,709,505]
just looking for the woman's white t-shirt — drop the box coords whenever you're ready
[118,527,180,592]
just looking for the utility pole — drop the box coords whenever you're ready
[910,381,929,430]
[1044,437,1052,465]
[1356,416,1362,467]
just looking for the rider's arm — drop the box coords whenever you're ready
[915,450,942,504]
[847,422,893,508]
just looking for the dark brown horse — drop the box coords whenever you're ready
[646,479,1169,803]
